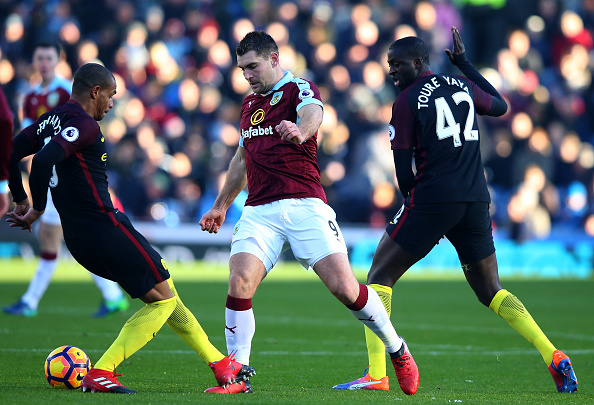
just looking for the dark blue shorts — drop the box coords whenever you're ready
[386,201,495,263]
[65,211,170,299]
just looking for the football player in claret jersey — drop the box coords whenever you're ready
[3,41,129,318]
[334,27,577,394]
[7,63,255,394]
[199,31,418,395]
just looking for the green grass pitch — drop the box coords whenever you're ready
[0,258,592,404]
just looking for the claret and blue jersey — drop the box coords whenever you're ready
[239,71,327,207]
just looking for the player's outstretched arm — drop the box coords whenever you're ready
[444,26,507,117]
[199,146,247,234]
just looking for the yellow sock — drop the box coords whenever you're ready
[489,289,556,364]
[365,284,392,380]
[165,278,224,364]
[94,296,177,372]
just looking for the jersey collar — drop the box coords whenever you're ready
[257,71,294,96]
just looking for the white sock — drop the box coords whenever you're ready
[225,307,255,365]
[91,273,123,302]
[349,286,403,353]
[21,258,58,310]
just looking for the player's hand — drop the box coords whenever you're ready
[276,120,306,144]
[199,208,227,234]
[444,26,466,64]
[6,206,43,232]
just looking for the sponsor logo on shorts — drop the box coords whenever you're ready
[388,124,396,141]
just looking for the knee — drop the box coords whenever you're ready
[328,280,359,305]
[228,270,260,298]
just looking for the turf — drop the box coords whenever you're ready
[0,258,591,404]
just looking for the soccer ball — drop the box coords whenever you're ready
[44,345,91,389]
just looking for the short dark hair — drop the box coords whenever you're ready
[72,63,115,95]
[389,36,430,65]
[33,41,62,57]
[236,31,278,59]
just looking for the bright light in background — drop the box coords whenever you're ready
[179,79,200,111]
[124,98,146,128]
[137,123,156,150]
[373,182,396,209]
[395,25,417,40]
[415,2,437,31]
[267,22,289,46]
[104,118,127,144]
[231,68,251,95]
[198,22,219,49]
[560,10,583,38]
[315,43,336,65]
[5,14,23,43]
[171,153,192,178]
[198,86,222,114]
[355,20,379,46]
[208,40,231,68]
[112,72,127,98]
[278,45,297,71]
[511,112,533,140]
[0,59,15,84]
[348,44,369,64]
[509,30,531,59]
[278,2,298,21]
[60,21,81,45]
[233,19,255,43]
[363,61,385,91]
[78,40,99,65]
[526,15,545,33]
[145,5,164,33]
[351,4,371,25]
[328,65,350,91]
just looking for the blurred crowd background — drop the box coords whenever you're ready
[0,0,593,242]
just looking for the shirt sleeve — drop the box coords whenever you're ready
[50,117,100,158]
[295,79,324,113]
[390,94,416,150]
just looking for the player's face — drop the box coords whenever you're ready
[387,48,419,91]
[33,47,60,82]
[95,80,117,121]
[237,50,278,94]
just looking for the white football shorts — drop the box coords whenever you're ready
[41,190,61,226]
[230,198,348,272]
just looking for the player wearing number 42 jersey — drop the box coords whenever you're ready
[334,27,577,394]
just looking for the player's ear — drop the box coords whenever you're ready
[270,52,279,68]
[414,58,423,69]
[90,85,101,99]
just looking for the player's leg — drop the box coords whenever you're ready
[164,277,256,390]
[451,202,577,393]
[4,217,62,316]
[315,250,418,395]
[363,234,419,384]
[90,273,130,318]
[463,255,577,392]
[83,281,176,394]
